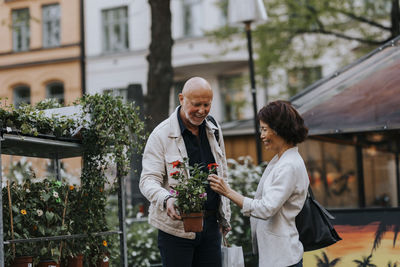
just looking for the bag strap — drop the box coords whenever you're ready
[307,186,315,200]
[207,115,219,143]
[307,186,335,220]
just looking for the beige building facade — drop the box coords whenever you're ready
[0,0,83,183]
[0,0,83,105]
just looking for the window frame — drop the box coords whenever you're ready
[42,4,61,48]
[101,6,129,53]
[46,81,65,104]
[218,74,247,122]
[182,0,202,37]
[13,85,31,108]
[12,8,30,52]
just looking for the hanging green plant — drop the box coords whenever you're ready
[1,93,147,265]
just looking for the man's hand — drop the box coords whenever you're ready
[166,197,181,220]
[221,226,231,236]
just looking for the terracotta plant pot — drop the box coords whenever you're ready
[182,212,203,232]
[67,255,83,267]
[96,255,109,267]
[38,260,60,267]
[11,256,33,267]
[88,255,109,267]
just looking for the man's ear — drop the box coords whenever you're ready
[178,93,184,105]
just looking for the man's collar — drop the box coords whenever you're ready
[177,106,206,134]
[177,106,186,134]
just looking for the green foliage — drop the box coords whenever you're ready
[126,221,160,266]
[0,98,77,137]
[35,99,63,110]
[75,93,146,264]
[104,202,161,267]
[210,0,395,96]
[2,179,76,265]
[6,158,35,183]
[169,159,210,214]
[1,94,146,265]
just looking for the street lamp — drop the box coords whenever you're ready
[228,0,267,164]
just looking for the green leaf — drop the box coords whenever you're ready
[45,211,55,223]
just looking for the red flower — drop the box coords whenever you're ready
[207,163,219,170]
[172,160,181,168]
[170,171,180,177]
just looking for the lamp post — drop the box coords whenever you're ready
[228,0,267,164]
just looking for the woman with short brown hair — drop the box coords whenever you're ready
[209,100,309,267]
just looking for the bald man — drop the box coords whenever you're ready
[140,77,231,267]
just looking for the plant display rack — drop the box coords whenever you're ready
[0,130,128,267]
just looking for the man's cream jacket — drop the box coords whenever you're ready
[139,107,231,239]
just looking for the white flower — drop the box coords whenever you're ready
[37,209,43,216]
[26,189,31,193]
[53,191,59,198]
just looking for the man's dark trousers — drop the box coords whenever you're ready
[158,215,222,267]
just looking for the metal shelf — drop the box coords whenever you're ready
[1,133,82,159]
[0,131,128,267]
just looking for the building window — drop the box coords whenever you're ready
[103,88,127,103]
[299,139,359,209]
[12,8,30,52]
[42,4,61,48]
[102,6,129,52]
[219,75,246,122]
[13,85,31,108]
[46,82,64,104]
[183,0,202,37]
[363,147,398,207]
[287,66,322,97]
[217,0,229,25]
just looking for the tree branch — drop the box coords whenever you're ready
[295,29,389,45]
[333,9,391,31]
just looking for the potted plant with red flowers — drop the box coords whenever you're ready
[169,159,217,232]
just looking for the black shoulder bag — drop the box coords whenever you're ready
[295,187,342,251]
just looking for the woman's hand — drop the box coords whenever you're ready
[208,174,231,197]
[209,174,245,209]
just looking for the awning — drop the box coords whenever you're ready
[291,36,400,136]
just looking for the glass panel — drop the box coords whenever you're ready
[13,86,31,108]
[102,6,129,52]
[218,75,246,122]
[299,139,359,208]
[363,148,398,207]
[183,0,202,37]
[46,82,64,104]
[42,4,60,47]
[12,8,30,51]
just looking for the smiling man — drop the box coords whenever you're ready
[139,77,231,267]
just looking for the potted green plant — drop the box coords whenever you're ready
[169,159,216,232]
[32,180,69,266]
[2,181,35,266]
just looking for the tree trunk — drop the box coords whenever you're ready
[146,0,174,132]
[391,0,400,37]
